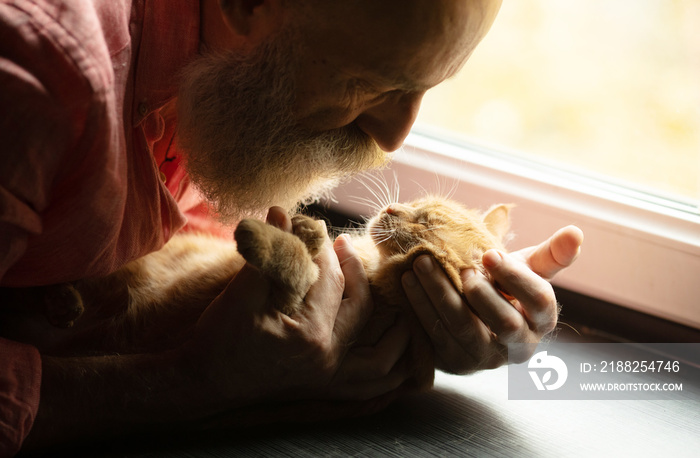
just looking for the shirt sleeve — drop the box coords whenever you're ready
[0,3,89,454]
[0,1,90,283]
[0,338,41,457]
[0,22,73,283]
[0,57,58,281]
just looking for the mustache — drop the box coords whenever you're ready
[309,122,387,170]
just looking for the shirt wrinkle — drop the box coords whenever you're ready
[13,0,114,94]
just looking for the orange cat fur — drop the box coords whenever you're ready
[0,196,511,389]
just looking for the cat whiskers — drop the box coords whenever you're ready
[368,226,395,246]
[332,225,365,237]
[348,195,385,213]
[369,227,417,255]
[410,171,459,201]
[351,172,401,213]
[393,237,410,254]
[351,172,426,252]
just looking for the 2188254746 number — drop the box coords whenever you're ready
[598,360,680,373]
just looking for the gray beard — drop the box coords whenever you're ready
[176,35,386,223]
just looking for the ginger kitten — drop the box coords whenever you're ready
[0,196,511,389]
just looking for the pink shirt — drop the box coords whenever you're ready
[1,0,224,452]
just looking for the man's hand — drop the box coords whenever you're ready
[185,207,410,410]
[401,225,583,373]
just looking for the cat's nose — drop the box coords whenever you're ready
[385,204,409,216]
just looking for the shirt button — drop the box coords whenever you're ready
[138,102,148,116]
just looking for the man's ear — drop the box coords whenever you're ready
[219,0,284,39]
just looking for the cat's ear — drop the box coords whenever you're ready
[483,204,514,240]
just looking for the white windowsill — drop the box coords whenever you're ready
[329,130,700,329]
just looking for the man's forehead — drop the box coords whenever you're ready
[294,0,498,88]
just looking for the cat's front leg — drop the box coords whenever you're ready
[0,282,85,328]
[234,218,324,315]
[42,282,84,328]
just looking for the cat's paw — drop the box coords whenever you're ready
[234,217,320,316]
[291,215,325,258]
[234,218,273,269]
[43,283,84,328]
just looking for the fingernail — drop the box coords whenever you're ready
[416,255,433,274]
[483,250,503,268]
[402,271,418,288]
[334,234,352,255]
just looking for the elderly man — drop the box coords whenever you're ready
[0,0,582,454]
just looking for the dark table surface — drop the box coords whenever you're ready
[36,329,700,458]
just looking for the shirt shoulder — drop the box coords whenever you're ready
[0,0,127,96]
[0,0,132,284]
[0,0,129,217]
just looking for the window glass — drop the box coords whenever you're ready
[416,0,699,208]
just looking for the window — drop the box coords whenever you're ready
[417,0,699,207]
[329,1,700,329]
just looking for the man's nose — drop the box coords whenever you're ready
[355,91,425,152]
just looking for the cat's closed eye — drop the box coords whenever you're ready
[414,211,444,228]
[414,214,429,225]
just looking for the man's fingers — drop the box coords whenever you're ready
[482,250,558,335]
[408,257,464,324]
[331,315,412,400]
[404,256,490,344]
[338,313,411,383]
[329,238,414,401]
[521,225,584,280]
[218,262,272,316]
[402,258,492,373]
[550,225,584,267]
[297,222,344,330]
[461,266,531,343]
[402,268,445,345]
[331,235,374,345]
[460,264,540,365]
[265,206,292,232]
[334,235,369,305]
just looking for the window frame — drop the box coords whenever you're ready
[328,128,700,329]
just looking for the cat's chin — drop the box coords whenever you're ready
[373,242,398,258]
[367,211,416,258]
[367,220,396,257]
[371,233,418,259]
